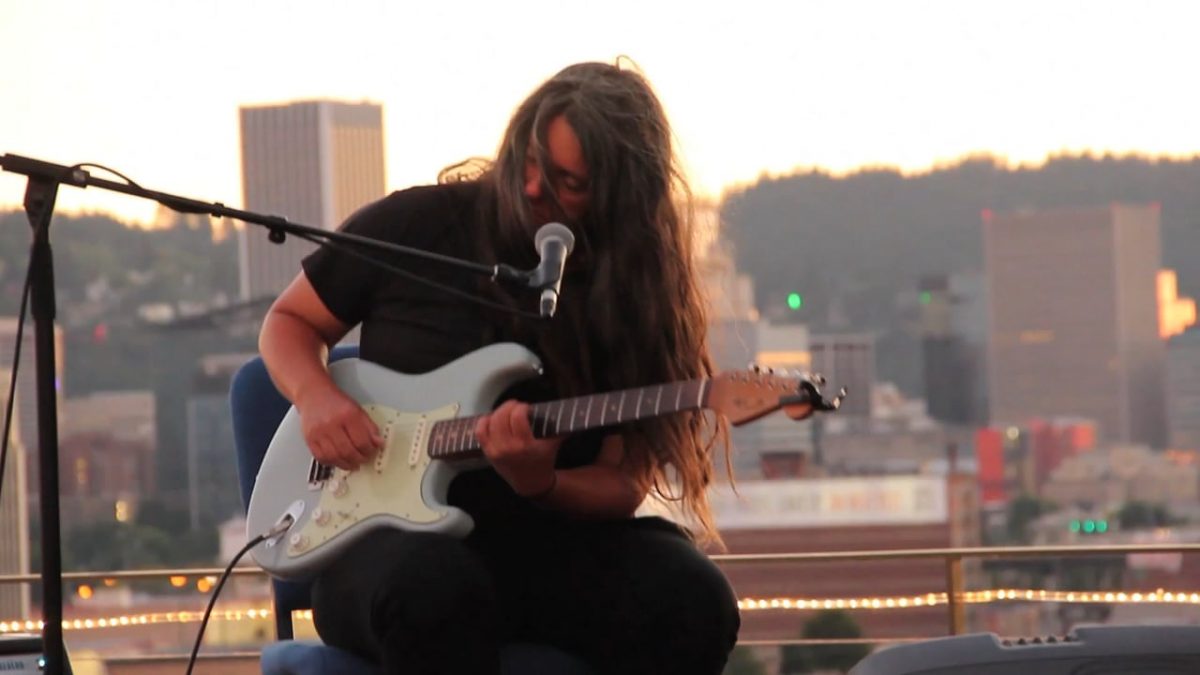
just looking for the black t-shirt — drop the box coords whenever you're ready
[302,181,602,531]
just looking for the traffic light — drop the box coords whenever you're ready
[1070,519,1109,534]
[787,292,803,310]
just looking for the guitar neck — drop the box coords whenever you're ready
[427,379,711,461]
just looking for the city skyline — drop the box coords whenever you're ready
[3,1,1200,227]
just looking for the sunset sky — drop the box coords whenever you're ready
[2,0,1198,226]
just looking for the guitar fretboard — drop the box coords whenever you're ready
[426,379,711,461]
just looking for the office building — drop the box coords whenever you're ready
[983,204,1166,447]
[238,100,386,302]
[0,372,30,620]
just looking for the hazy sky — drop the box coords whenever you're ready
[2,0,1198,226]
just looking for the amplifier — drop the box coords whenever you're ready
[849,625,1200,674]
[0,634,73,674]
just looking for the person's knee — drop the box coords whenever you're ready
[673,554,741,645]
[367,532,496,628]
[624,532,740,650]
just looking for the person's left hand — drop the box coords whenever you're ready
[474,399,563,497]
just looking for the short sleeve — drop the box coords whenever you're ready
[301,191,412,326]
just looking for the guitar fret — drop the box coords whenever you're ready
[422,378,719,464]
[465,417,478,451]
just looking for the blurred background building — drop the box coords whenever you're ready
[238,100,386,303]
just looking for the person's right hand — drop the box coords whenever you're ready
[295,384,383,470]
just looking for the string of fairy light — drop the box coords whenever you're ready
[3,588,1200,634]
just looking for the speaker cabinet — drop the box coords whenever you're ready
[849,625,1200,674]
[0,634,74,674]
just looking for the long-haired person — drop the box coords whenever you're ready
[259,61,740,674]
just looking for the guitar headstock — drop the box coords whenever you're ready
[707,365,847,426]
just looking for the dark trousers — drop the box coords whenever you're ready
[311,517,740,675]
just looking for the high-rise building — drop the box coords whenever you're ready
[983,204,1166,447]
[0,318,65,511]
[0,370,30,620]
[238,100,386,302]
[1166,328,1200,450]
[59,391,156,528]
[919,273,988,426]
[187,353,256,530]
[808,333,873,421]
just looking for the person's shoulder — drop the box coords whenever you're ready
[359,182,482,225]
[341,181,482,233]
[387,181,483,210]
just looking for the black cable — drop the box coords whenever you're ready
[287,228,545,320]
[71,163,142,189]
[0,244,35,504]
[183,521,286,675]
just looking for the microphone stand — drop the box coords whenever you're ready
[0,153,540,675]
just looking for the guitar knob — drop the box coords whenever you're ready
[312,507,330,526]
[288,534,309,552]
[329,477,349,497]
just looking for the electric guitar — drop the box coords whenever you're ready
[247,342,845,580]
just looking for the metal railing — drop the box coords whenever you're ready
[710,542,1200,635]
[2,541,1199,658]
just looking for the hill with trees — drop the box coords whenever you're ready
[721,153,1200,393]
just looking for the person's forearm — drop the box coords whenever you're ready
[532,463,644,520]
[258,309,336,406]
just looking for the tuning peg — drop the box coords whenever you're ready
[748,362,760,373]
[827,387,848,411]
[783,382,848,412]
[808,372,827,386]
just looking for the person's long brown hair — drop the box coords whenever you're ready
[452,61,730,543]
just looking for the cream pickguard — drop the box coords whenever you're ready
[247,343,543,580]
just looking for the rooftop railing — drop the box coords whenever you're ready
[2,542,1199,668]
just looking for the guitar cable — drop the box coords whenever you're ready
[183,515,294,675]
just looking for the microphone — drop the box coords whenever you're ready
[530,222,575,318]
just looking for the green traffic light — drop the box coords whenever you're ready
[1069,520,1081,533]
[787,293,803,310]
[1083,520,1096,533]
[1097,520,1108,533]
